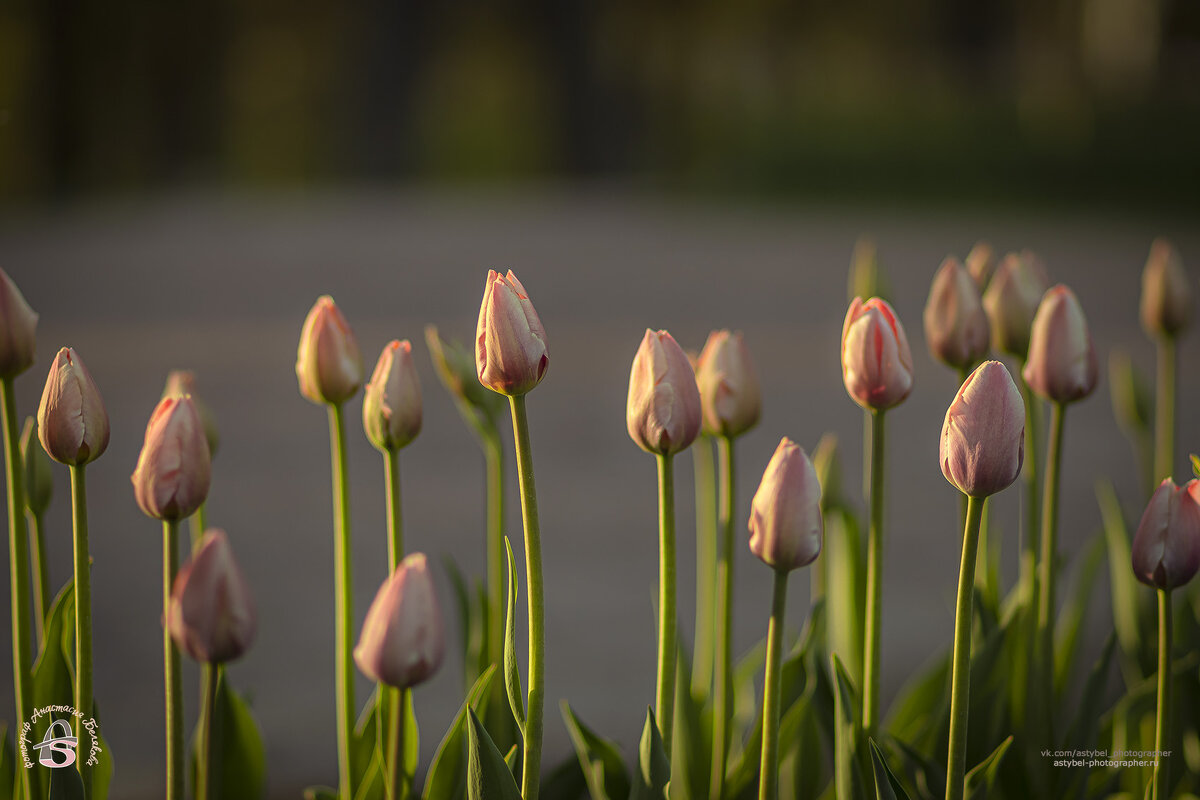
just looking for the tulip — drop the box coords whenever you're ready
[627,329,702,456]
[296,296,364,406]
[163,370,219,458]
[965,241,996,289]
[940,362,1025,498]
[476,270,549,396]
[981,251,1049,359]
[923,256,991,371]
[37,347,110,466]
[1022,285,1098,405]
[168,530,257,663]
[1141,239,1192,340]
[355,553,445,689]
[695,330,761,438]
[363,340,423,453]
[132,396,213,522]
[841,297,913,411]
[0,268,38,378]
[749,438,824,573]
[1131,479,1200,591]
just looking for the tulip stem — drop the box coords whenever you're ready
[28,511,50,651]
[385,449,404,570]
[388,687,412,800]
[163,519,184,800]
[1151,588,1173,800]
[484,428,506,690]
[190,501,208,553]
[758,569,789,800]
[862,409,886,735]
[1036,402,1065,742]
[655,453,677,759]
[946,495,985,800]
[71,465,95,798]
[509,394,544,800]
[1,378,35,800]
[692,436,717,701]
[1154,337,1176,485]
[710,434,736,800]
[1018,376,1041,604]
[328,404,356,800]
[198,663,220,800]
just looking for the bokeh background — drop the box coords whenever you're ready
[1,1,1199,797]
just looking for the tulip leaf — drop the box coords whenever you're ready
[47,765,85,800]
[350,686,384,797]
[466,708,521,800]
[1097,481,1145,667]
[886,736,946,800]
[885,652,949,753]
[1060,635,1116,800]
[0,725,14,800]
[423,664,496,800]
[780,694,824,800]
[669,645,709,800]
[869,739,912,800]
[444,558,475,688]
[627,708,670,800]
[32,581,75,720]
[964,735,1012,800]
[825,511,865,685]
[832,654,867,800]
[503,537,526,738]
[1192,453,1200,479]
[539,753,588,800]
[560,700,630,800]
[1054,535,1105,694]
[188,670,267,800]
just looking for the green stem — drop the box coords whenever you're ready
[163,520,183,800]
[1018,376,1041,605]
[382,446,407,798]
[198,663,220,800]
[946,496,986,800]
[28,512,49,650]
[1151,589,1172,800]
[484,430,505,684]
[190,501,208,553]
[385,449,404,570]
[758,569,790,800]
[328,404,356,800]
[862,410,886,735]
[388,687,412,800]
[692,436,717,701]
[1154,337,1176,484]
[710,435,736,800]
[71,466,94,798]
[2,378,35,800]
[655,453,677,758]
[509,395,545,800]
[1037,402,1066,741]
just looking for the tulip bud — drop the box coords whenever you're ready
[37,347,110,466]
[965,241,996,290]
[131,395,212,521]
[695,330,761,438]
[748,437,823,572]
[810,432,842,513]
[626,329,702,456]
[362,340,423,453]
[940,361,1025,498]
[1131,479,1200,590]
[1140,238,1192,339]
[0,268,38,378]
[923,256,991,370]
[296,296,364,406]
[1022,285,1099,405]
[163,370,219,457]
[425,325,504,417]
[354,552,446,689]
[168,530,257,663]
[19,417,53,517]
[982,252,1049,359]
[841,297,914,411]
[475,270,548,396]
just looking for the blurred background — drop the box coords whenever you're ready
[0,1,1198,798]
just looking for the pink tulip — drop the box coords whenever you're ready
[163,370,219,457]
[748,437,823,572]
[695,330,761,438]
[1023,285,1098,404]
[132,395,212,521]
[296,296,364,406]
[354,553,446,689]
[0,268,38,378]
[841,297,914,411]
[362,340,423,452]
[965,241,996,289]
[923,256,991,370]
[982,252,1049,359]
[626,329,702,456]
[1140,238,1192,339]
[37,347,110,466]
[1131,479,1200,590]
[940,361,1025,498]
[168,530,257,663]
[475,270,548,396]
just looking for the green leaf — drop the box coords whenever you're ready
[964,735,1012,800]
[1191,453,1200,479]
[1061,635,1116,800]
[628,708,670,800]
[560,700,630,800]
[201,671,268,800]
[885,653,949,752]
[779,695,824,800]
[503,538,526,738]
[444,557,474,688]
[350,685,384,798]
[670,646,709,800]
[825,511,864,686]
[89,704,115,800]
[32,581,75,716]
[423,664,497,800]
[1054,536,1105,693]
[868,739,911,800]
[832,654,866,800]
[1097,481,1145,666]
[503,746,518,773]
[0,724,14,800]
[466,708,522,800]
[47,766,85,800]
[539,753,587,800]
